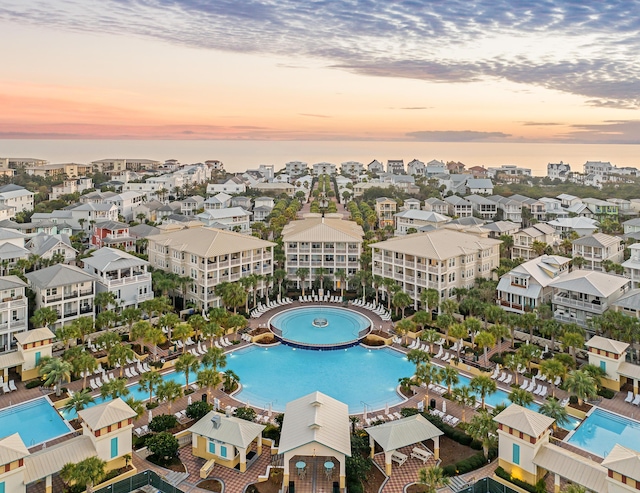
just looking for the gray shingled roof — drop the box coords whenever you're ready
[25,264,97,289]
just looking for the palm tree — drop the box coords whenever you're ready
[476,331,496,366]
[62,389,95,417]
[296,267,310,296]
[202,346,227,372]
[417,465,450,493]
[434,365,455,394]
[202,321,223,347]
[509,388,534,407]
[274,268,287,298]
[561,330,585,364]
[108,345,136,378]
[55,325,78,351]
[420,288,440,317]
[407,349,430,371]
[517,343,542,372]
[372,275,383,304]
[197,368,221,399]
[483,304,504,330]
[124,397,146,420]
[239,276,253,313]
[131,320,152,353]
[382,278,398,310]
[540,318,563,353]
[172,323,192,353]
[469,375,497,409]
[436,313,454,341]
[439,299,458,317]
[31,306,58,330]
[219,282,246,313]
[335,268,348,297]
[188,314,207,342]
[60,456,106,493]
[415,363,440,403]
[175,352,200,389]
[420,328,441,354]
[571,256,586,270]
[138,371,162,403]
[539,399,570,431]
[121,307,142,338]
[539,358,567,398]
[449,323,468,360]
[94,291,117,314]
[503,352,526,386]
[564,369,598,406]
[499,234,514,258]
[100,378,130,400]
[38,356,72,396]
[72,316,95,345]
[395,319,416,345]
[222,369,240,392]
[504,313,519,349]
[158,312,180,341]
[156,380,183,412]
[95,331,120,352]
[73,351,97,388]
[392,291,412,318]
[144,325,166,361]
[466,409,498,458]
[451,386,476,423]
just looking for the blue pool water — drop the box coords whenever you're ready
[566,408,640,457]
[269,307,370,346]
[1,397,72,446]
[228,345,413,413]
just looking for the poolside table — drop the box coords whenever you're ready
[324,461,334,479]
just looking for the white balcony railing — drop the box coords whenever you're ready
[553,294,607,313]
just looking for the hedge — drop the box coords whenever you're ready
[598,387,614,399]
[495,466,544,493]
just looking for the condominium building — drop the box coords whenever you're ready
[375,198,397,228]
[572,233,624,271]
[622,244,640,289]
[511,224,559,261]
[25,162,92,178]
[0,276,28,353]
[90,158,162,175]
[285,161,308,177]
[25,264,96,330]
[371,229,501,306]
[487,165,532,178]
[283,217,364,291]
[312,162,337,175]
[83,248,153,309]
[0,185,35,217]
[50,177,93,200]
[146,227,275,309]
[340,161,364,176]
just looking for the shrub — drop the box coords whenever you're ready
[598,387,615,399]
[401,407,420,418]
[147,432,179,460]
[470,439,482,450]
[489,353,505,365]
[235,406,257,421]
[186,401,212,421]
[495,466,538,493]
[455,452,486,474]
[569,395,578,405]
[442,464,456,477]
[25,380,41,389]
[148,414,178,433]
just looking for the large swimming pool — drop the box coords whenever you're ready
[269,306,371,347]
[228,345,413,413]
[566,408,640,457]
[1,397,72,446]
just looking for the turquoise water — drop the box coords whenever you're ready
[566,408,640,457]
[270,307,370,346]
[0,398,72,446]
[228,345,413,413]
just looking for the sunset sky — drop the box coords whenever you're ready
[1,1,639,143]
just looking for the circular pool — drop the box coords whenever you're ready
[269,306,371,348]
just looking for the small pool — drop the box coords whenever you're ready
[269,306,370,347]
[566,408,640,457]
[228,345,413,413]
[0,397,73,446]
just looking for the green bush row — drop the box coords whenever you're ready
[495,466,545,493]
[598,387,615,399]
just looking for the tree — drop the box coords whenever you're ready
[222,369,240,392]
[335,268,348,297]
[100,378,130,400]
[539,358,567,398]
[197,367,221,399]
[156,380,183,412]
[395,319,416,345]
[562,486,586,493]
[62,388,95,417]
[571,256,586,270]
[38,356,72,396]
[188,314,207,341]
[60,456,106,493]
[158,312,180,341]
[449,323,468,360]
[469,375,497,409]
[382,278,399,310]
[509,388,534,407]
[235,406,257,421]
[94,291,117,314]
[539,399,570,431]
[517,343,542,372]
[564,369,598,406]
[407,349,430,371]
[172,323,192,353]
[439,299,458,317]
[476,331,497,366]
[147,432,179,461]
[519,312,538,344]
[202,346,227,372]
[420,328,441,354]
[218,281,246,313]
[466,409,498,458]
[451,386,476,423]
[561,329,585,364]
[73,351,98,388]
[436,313,454,340]
[175,352,200,389]
[108,344,136,378]
[413,311,431,332]
[439,366,459,394]
[503,352,526,386]
[392,291,412,317]
[540,319,563,353]
[95,331,120,352]
[72,316,95,345]
[372,275,383,304]
[138,371,163,403]
[143,325,166,361]
[55,325,78,351]
[274,268,287,298]
[417,465,450,493]
[125,397,145,419]
[296,267,310,296]
[420,288,439,317]
[499,234,514,258]
[414,363,440,403]
[31,306,58,330]
[121,307,142,337]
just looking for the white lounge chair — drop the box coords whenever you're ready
[2,382,10,393]
[124,368,132,378]
[503,375,512,385]
[497,372,506,382]
[633,394,640,406]
[8,380,17,392]
[625,391,634,403]
[520,379,528,390]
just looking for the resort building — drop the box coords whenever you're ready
[285,161,308,177]
[0,276,28,353]
[279,392,351,491]
[547,216,599,238]
[496,255,571,314]
[623,244,640,288]
[25,264,96,330]
[394,210,450,235]
[547,161,571,181]
[196,207,252,233]
[371,229,501,306]
[189,409,265,473]
[25,162,93,178]
[83,247,153,309]
[206,177,247,195]
[50,177,93,200]
[549,270,630,329]
[91,220,136,252]
[571,233,624,271]
[444,196,473,218]
[282,217,364,291]
[0,185,34,217]
[340,161,364,176]
[511,223,559,261]
[375,197,397,228]
[146,227,275,309]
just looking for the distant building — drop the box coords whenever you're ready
[488,165,532,179]
[386,159,405,174]
[206,177,246,195]
[547,161,571,181]
[340,161,364,176]
[406,159,425,176]
[285,161,308,177]
[90,158,162,175]
[375,197,397,228]
[50,177,93,200]
[312,162,337,175]
[367,160,384,174]
[0,185,35,217]
[91,221,135,251]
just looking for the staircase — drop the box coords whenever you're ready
[448,475,472,492]
[163,470,189,486]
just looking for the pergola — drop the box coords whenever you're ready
[365,414,443,476]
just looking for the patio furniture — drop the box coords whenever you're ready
[410,447,432,464]
[391,451,408,466]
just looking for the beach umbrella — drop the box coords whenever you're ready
[442,401,446,413]
[385,403,389,415]
[268,403,272,418]
[362,404,367,421]
[187,395,192,405]
[214,397,220,410]
[148,410,153,422]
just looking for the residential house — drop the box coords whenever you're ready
[203,193,232,211]
[438,174,469,195]
[425,159,449,177]
[146,227,275,309]
[253,197,274,222]
[547,161,571,181]
[0,276,28,353]
[371,229,501,307]
[496,255,571,314]
[607,198,634,217]
[482,221,520,240]
[539,197,568,219]
[50,177,93,200]
[367,159,384,174]
[0,185,34,217]
[394,210,451,235]
[488,165,532,181]
[400,198,421,211]
[179,195,205,216]
[340,161,364,176]
[446,161,466,174]
[91,220,135,251]
[406,159,425,176]
[375,197,397,228]
[231,196,252,210]
[623,218,640,235]
[25,233,77,264]
[572,233,624,271]
[549,270,630,329]
[131,199,163,223]
[622,244,640,289]
[582,198,619,220]
[156,202,182,221]
[548,217,599,238]
[251,182,296,197]
[83,247,153,309]
[466,195,498,220]
[283,217,364,291]
[468,166,488,178]
[557,193,581,208]
[206,177,247,195]
[509,195,546,222]
[285,161,308,177]
[0,228,29,274]
[423,198,449,216]
[466,179,494,195]
[613,289,640,319]
[102,191,145,221]
[511,224,559,260]
[444,196,473,218]
[129,223,160,254]
[488,195,522,223]
[196,207,252,233]
[387,159,405,174]
[25,264,96,329]
[584,160,614,176]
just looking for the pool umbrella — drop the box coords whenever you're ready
[268,403,272,418]
[214,397,220,410]
[442,401,446,413]
[148,410,152,422]
[385,403,389,415]
[362,404,367,422]
[187,395,192,405]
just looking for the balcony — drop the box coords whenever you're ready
[497,299,525,312]
[80,305,93,314]
[554,313,587,327]
[0,297,26,310]
[553,294,607,313]
[137,292,154,303]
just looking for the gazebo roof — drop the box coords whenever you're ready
[365,414,443,452]
[188,411,265,449]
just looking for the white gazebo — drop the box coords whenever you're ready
[278,392,351,490]
[365,414,443,475]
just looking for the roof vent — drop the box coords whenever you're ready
[211,414,221,429]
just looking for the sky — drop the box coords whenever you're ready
[1,0,640,143]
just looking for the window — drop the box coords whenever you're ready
[110,437,118,458]
[35,351,41,366]
[512,443,520,465]
[0,481,4,493]
[600,360,606,373]
[220,445,228,458]
[208,441,216,454]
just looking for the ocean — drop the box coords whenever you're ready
[1,140,639,177]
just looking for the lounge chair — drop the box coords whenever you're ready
[393,412,402,420]
[89,379,97,390]
[130,367,139,377]
[124,368,132,378]
[520,379,528,389]
[626,391,635,403]
[503,375,512,385]
[633,394,640,406]
[2,382,9,393]
[410,447,432,464]
[497,372,506,382]
[539,387,548,397]
[387,414,396,421]
[8,380,17,392]
[224,337,232,346]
